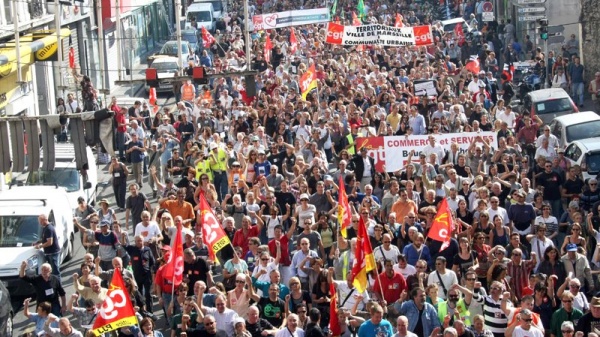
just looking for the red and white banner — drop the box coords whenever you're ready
[325,22,415,46]
[253,8,330,31]
[199,192,231,262]
[355,132,497,172]
[92,271,138,336]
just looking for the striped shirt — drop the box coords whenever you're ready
[474,294,509,337]
[507,260,535,300]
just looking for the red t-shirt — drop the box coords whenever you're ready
[115,111,126,133]
[269,236,291,266]
[232,226,259,256]
[373,271,407,303]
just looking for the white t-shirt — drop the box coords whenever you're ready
[394,264,417,279]
[427,269,459,300]
[204,307,239,336]
[512,326,544,337]
[497,111,516,129]
[275,328,305,337]
[374,245,401,264]
[263,215,284,239]
[134,221,161,243]
[333,280,370,311]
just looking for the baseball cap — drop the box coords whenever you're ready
[100,221,110,227]
[566,243,578,252]
[300,193,309,201]
[151,141,158,147]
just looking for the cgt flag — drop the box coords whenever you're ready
[162,222,184,285]
[427,198,455,251]
[199,192,231,262]
[289,28,298,55]
[338,175,351,238]
[201,26,215,48]
[92,270,138,336]
[351,216,376,293]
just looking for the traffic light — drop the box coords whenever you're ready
[539,19,548,40]
[192,67,208,85]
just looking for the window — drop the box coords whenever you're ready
[3,0,12,25]
[587,153,600,175]
[564,144,581,162]
[565,121,600,144]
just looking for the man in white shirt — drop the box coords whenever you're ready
[133,210,163,245]
[328,267,370,311]
[199,295,240,336]
[65,93,79,113]
[374,234,401,264]
[427,256,458,300]
[422,135,446,166]
[394,255,417,279]
[505,309,544,337]
[488,196,509,225]
[496,105,517,131]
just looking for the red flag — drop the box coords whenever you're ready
[426,198,455,251]
[454,23,465,46]
[502,64,515,82]
[395,13,404,28]
[201,26,215,48]
[464,55,480,74]
[199,192,231,262]
[289,29,298,55]
[352,12,361,26]
[299,64,317,100]
[162,223,184,285]
[92,271,138,336]
[329,283,342,337]
[351,216,376,293]
[337,175,351,238]
[264,34,273,63]
[68,47,75,69]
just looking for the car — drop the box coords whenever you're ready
[145,56,180,93]
[441,18,472,34]
[564,137,600,181]
[0,281,12,337]
[0,186,75,298]
[26,143,98,211]
[182,29,202,55]
[523,88,579,125]
[549,111,600,148]
[147,41,190,67]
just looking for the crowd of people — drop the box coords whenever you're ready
[31,0,600,336]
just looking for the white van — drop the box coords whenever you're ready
[192,0,225,19]
[26,143,98,211]
[0,186,75,297]
[185,3,216,32]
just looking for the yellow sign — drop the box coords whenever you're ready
[0,65,32,110]
[35,41,58,61]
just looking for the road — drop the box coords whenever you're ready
[12,93,177,336]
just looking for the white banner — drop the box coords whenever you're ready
[325,23,416,46]
[414,80,437,96]
[357,132,498,172]
[252,8,330,31]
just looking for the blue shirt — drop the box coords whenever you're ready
[254,161,272,178]
[570,64,585,83]
[252,279,290,300]
[398,301,441,337]
[357,319,394,337]
[29,313,58,333]
[128,140,145,163]
[160,140,178,165]
[403,243,431,267]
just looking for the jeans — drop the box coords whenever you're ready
[572,82,585,105]
[45,253,61,278]
[213,171,228,202]
[116,132,126,160]
[161,293,175,324]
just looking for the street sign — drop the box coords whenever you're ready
[548,25,565,34]
[517,7,545,13]
[516,0,546,4]
[518,15,546,21]
[482,1,494,21]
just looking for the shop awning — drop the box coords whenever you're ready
[0,28,70,77]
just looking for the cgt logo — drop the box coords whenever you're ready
[413,25,433,46]
[326,22,344,44]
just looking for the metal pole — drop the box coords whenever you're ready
[13,0,21,83]
[130,50,134,94]
[116,0,122,81]
[244,0,251,70]
[544,38,548,88]
[55,0,64,97]
[96,0,106,97]
[175,0,183,69]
